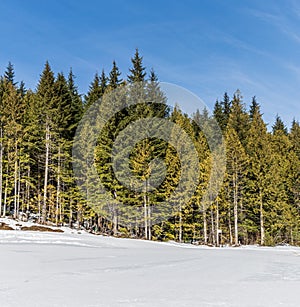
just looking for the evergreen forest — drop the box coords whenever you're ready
[0,49,299,246]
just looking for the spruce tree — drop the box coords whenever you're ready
[18,81,26,97]
[290,120,300,158]
[84,73,102,110]
[213,100,224,131]
[127,49,146,83]
[270,127,294,244]
[245,104,272,245]
[54,73,72,131]
[1,81,26,218]
[227,90,250,144]
[221,92,231,128]
[146,68,168,117]
[36,61,56,223]
[225,127,248,245]
[249,96,259,120]
[99,69,108,94]
[4,61,17,86]
[108,61,122,89]
[67,68,83,136]
[272,114,288,135]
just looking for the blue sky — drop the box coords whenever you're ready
[0,0,300,127]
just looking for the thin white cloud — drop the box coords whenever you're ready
[248,7,300,45]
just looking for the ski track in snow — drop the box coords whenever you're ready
[0,219,300,306]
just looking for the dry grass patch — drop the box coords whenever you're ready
[21,225,64,233]
[0,222,14,230]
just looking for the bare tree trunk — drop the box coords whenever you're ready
[69,200,73,228]
[135,217,139,238]
[26,167,30,212]
[211,208,215,246]
[228,206,233,245]
[259,189,265,245]
[146,180,151,240]
[76,209,81,230]
[42,125,50,224]
[38,182,41,223]
[56,146,61,226]
[203,207,207,244]
[179,205,182,243]
[148,205,151,240]
[13,150,18,219]
[0,127,3,217]
[113,207,118,235]
[17,163,21,215]
[216,200,220,247]
[143,181,148,240]
[143,199,147,239]
[233,173,238,245]
[192,224,196,244]
[3,164,8,217]
[113,191,118,235]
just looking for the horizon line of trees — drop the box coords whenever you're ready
[0,49,299,246]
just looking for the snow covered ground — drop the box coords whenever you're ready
[0,219,300,306]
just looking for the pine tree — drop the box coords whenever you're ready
[36,61,56,223]
[245,104,272,245]
[272,114,288,135]
[146,68,168,117]
[0,81,26,218]
[213,100,224,131]
[269,128,295,244]
[54,73,72,129]
[84,73,102,109]
[108,61,122,89]
[99,69,108,94]
[290,120,300,158]
[21,90,40,217]
[127,49,146,83]
[289,120,300,210]
[249,96,259,120]
[67,68,83,136]
[227,90,250,144]
[221,92,231,128]
[4,61,17,86]
[18,81,26,97]
[213,92,232,132]
[225,126,248,245]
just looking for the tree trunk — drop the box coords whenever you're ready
[147,180,151,240]
[13,150,18,219]
[143,182,148,240]
[3,164,8,217]
[56,146,61,226]
[0,127,3,217]
[26,167,30,212]
[259,189,265,245]
[179,205,182,243]
[113,190,118,235]
[203,206,207,244]
[216,200,220,247]
[42,124,50,223]
[69,200,73,228]
[38,192,41,223]
[148,205,151,240]
[228,206,233,245]
[17,163,21,215]
[233,173,238,245]
[211,208,215,246]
